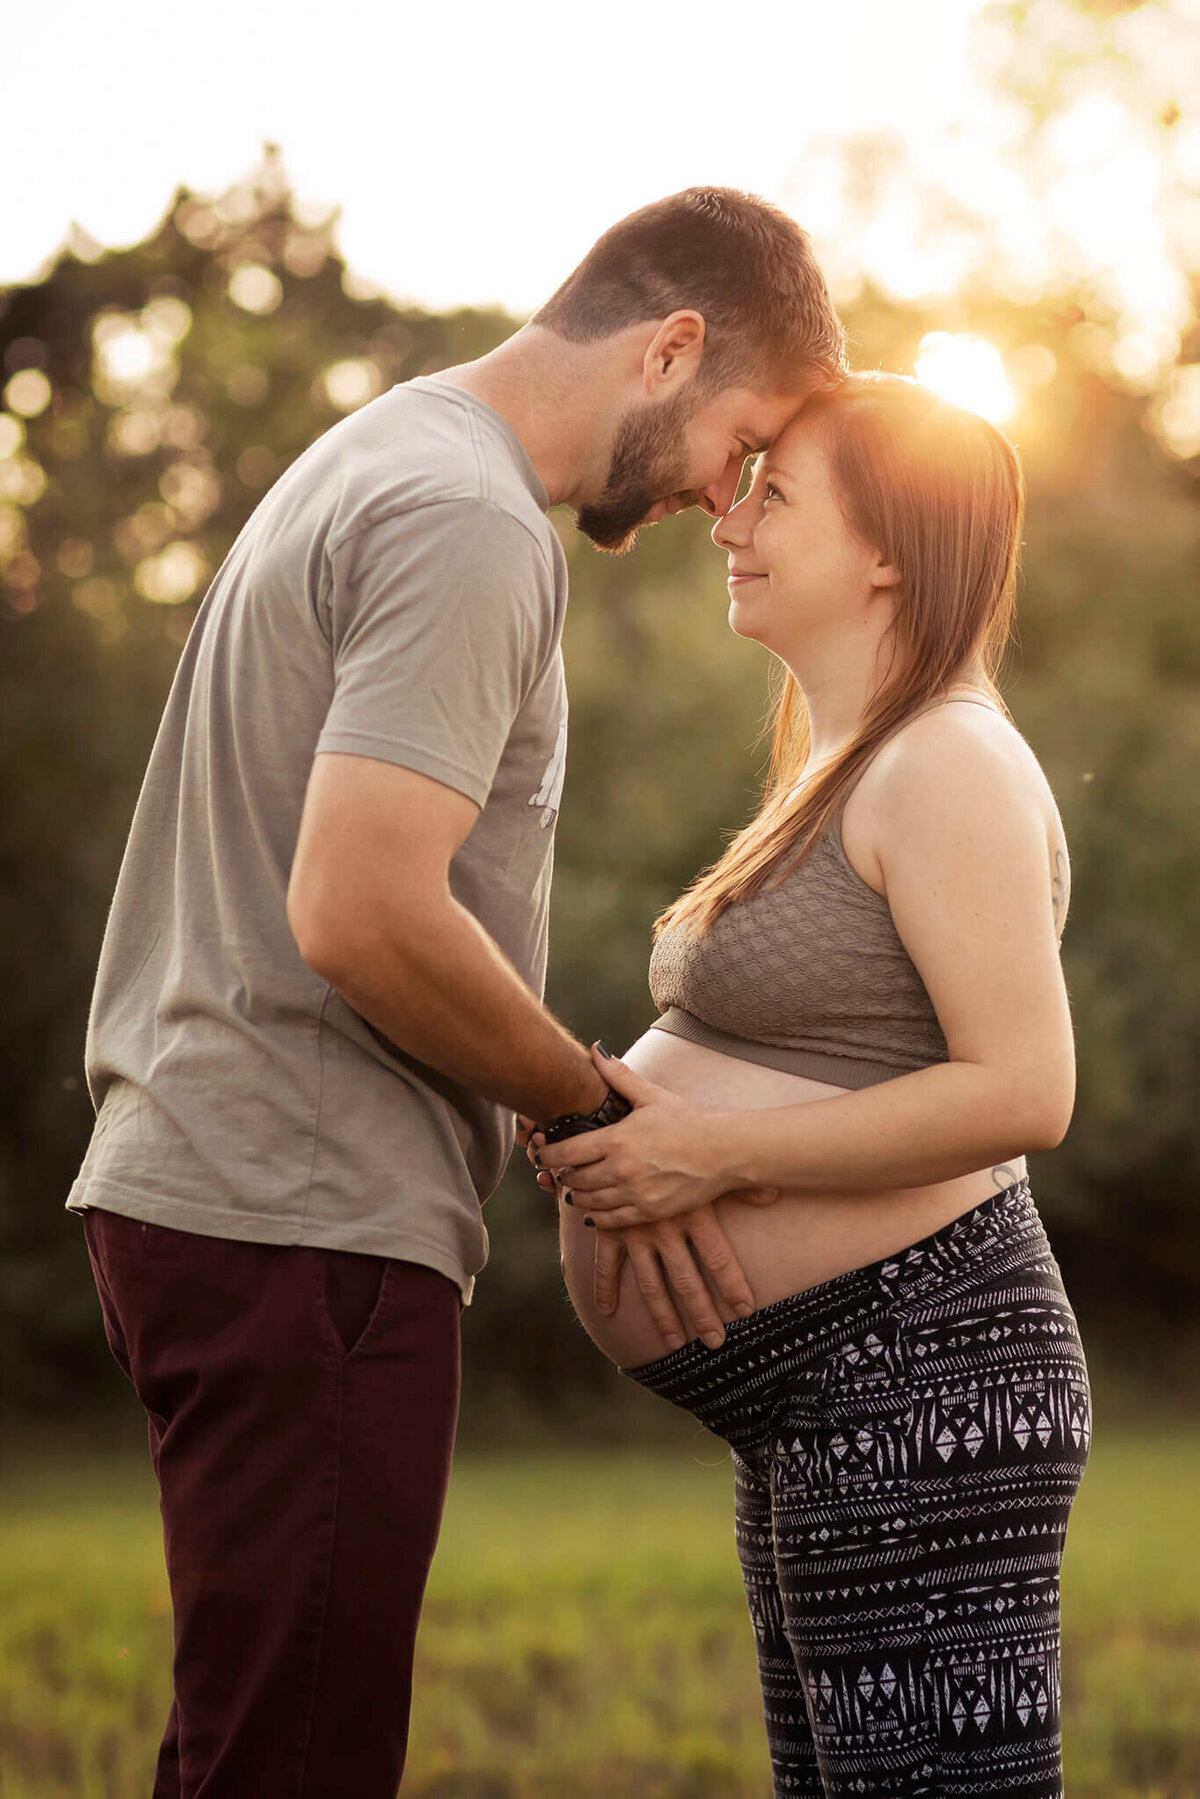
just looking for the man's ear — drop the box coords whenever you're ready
[643,310,706,396]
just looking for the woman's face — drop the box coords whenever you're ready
[711,413,897,664]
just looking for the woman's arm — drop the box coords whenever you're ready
[536,713,1075,1222]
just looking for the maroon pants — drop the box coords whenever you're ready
[82,1207,461,1799]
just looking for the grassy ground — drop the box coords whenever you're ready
[1,1423,1197,1797]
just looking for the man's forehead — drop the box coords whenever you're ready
[740,387,809,446]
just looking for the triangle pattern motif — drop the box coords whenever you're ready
[634,1181,1090,1796]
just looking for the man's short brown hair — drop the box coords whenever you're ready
[532,187,846,395]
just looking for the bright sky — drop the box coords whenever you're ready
[3,0,1009,311]
[4,0,1200,442]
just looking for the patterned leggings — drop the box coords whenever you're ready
[625,1181,1091,1797]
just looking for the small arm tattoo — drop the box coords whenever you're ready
[1050,849,1069,938]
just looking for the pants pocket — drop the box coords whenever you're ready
[82,1210,135,1381]
[321,1249,389,1360]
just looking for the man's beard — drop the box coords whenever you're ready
[576,388,696,554]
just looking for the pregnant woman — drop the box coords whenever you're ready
[531,373,1091,1798]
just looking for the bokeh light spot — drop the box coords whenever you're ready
[1153,364,1200,461]
[72,575,127,642]
[161,405,206,451]
[225,365,269,407]
[4,369,52,419]
[322,357,383,412]
[94,320,156,387]
[92,311,180,405]
[57,539,95,579]
[283,232,327,279]
[5,574,40,612]
[143,297,193,348]
[340,267,382,303]
[114,504,175,562]
[214,186,258,227]
[135,541,208,605]
[914,333,1016,423]
[176,203,219,247]
[0,458,47,507]
[159,460,221,526]
[107,406,162,458]
[0,415,26,459]
[229,265,283,315]
[0,503,26,562]
[4,550,40,593]
[237,445,279,488]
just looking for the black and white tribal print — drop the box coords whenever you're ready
[625,1180,1090,1798]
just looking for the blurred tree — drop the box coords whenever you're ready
[0,150,515,1412]
[978,0,1200,385]
[1,153,1197,1422]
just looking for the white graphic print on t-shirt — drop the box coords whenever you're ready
[529,712,568,828]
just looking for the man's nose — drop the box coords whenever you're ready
[696,458,744,520]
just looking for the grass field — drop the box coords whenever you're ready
[1,1425,1197,1797]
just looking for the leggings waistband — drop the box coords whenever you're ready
[622,1179,1053,1451]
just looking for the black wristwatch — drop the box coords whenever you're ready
[542,1087,633,1143]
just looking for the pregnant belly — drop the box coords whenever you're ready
[560,1027,1026,1370]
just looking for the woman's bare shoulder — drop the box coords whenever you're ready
[844,699,1070,928]
[865,698,1055,814]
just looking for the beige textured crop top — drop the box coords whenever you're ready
[648,701,1002,1089]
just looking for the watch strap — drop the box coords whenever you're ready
[542,1087,633,1143]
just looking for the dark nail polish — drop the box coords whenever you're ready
[563,1192,574,1206]
[584,1216,595,1228]
[594,1040,613,1059]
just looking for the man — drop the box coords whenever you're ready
[69,187,845,1797]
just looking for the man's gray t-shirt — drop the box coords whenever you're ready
[67,378,569,1301]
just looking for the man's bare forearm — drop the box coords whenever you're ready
[308,890,608,1124]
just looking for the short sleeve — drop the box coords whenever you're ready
[317,499,551,806]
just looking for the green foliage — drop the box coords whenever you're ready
[0,160,1197,1416]
[2,1434,1198,1796]
[0,158,515,1411]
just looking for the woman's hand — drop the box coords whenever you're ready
[532,1046,780,1230]
[518,1068,770,1348]
[592,1210,757,1349]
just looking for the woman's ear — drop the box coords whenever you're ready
[869,554,903,591]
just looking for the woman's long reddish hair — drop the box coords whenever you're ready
[654,372,1025,940]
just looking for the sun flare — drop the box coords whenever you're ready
[914,333,1017,424]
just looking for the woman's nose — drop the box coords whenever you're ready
[712,494,752,549]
